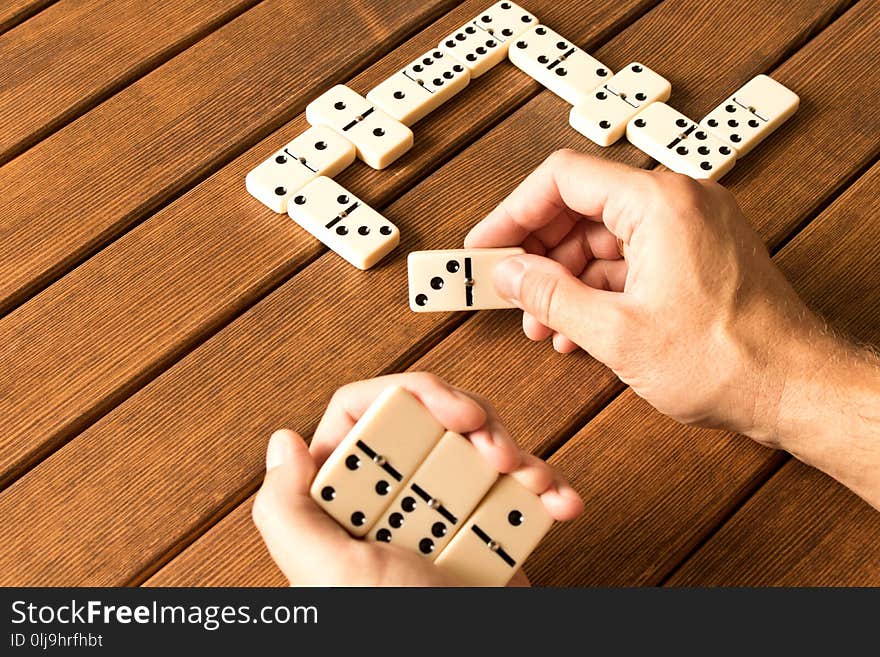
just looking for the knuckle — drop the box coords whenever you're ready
[411,371,443,388]
[546,147,580,169]
[251,486,272,528]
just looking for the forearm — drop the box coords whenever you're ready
[758,332,880,510]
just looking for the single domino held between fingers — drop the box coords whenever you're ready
[508,24,612,106]
[699,74,799,157]
[407,248,525,312]
[288,176,399,270]
[434,474,553,586]
[245,126,356,213]
[309,386,446,536]
[438,1,537,78]
[569,62,671,147]
[366,48,471,127]
[626,102,736,180]
[306,84,413,169]
[368,431,498,558]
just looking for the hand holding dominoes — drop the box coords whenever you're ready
[252,374,583,586]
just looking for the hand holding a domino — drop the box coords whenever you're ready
[466,149,825,441]
[252,374,583,586]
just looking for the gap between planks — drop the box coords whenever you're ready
[0,0,269,167]
[0,0,57,35]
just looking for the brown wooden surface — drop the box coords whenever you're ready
[0,0,261,164]
[0,0,54,34]
[1,0,878,587]
[0,0,457,315]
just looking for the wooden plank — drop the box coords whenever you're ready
[0,0,655,487]
[665,164,880,586]
[0,0,263,164]
[528,159,880,587]
[0,0,54,35]
[667,462,880,585]
[0,0,457,316]
[140,0,865,587]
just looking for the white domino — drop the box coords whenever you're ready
[306,84,413,169]
[367,49,471,127]
[508,25,612,106]
[434,475,553,586]
[369,431,498,558]
[310,386,445,536]
[626,102,736,180]
[569,62,671,147]
[700,74,799,157]
[245,126,356,213]
[439,1,537,78]
[407,248,525,312]
[288,176,399,270]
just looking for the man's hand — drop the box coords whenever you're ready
[253,373,584,586]
[466,149,816,439]
[467,150,880,510]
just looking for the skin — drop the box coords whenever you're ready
[253,373,584,586]
[465,149,880,511]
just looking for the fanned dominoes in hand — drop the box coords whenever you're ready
[310,385,556,585]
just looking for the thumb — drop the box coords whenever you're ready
[253,429,353,584]
[492,254,628,360]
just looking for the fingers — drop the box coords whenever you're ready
[457,391,522,473]
[310,373,488,466]
[580,258,628,292]
[523,312,553,342]
[465,149,647,248]
[492,253,631,362]
[253,430,353,584]
[507,453,584,522]
[545,221,623,277]
[540,478,584,521]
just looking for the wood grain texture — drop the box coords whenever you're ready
[528,157,880,587]
[666,163,880,586]
[667,462,880,586]
[0,0,654,486]
[144,0,867,586]
[0,0,456,315]
[0,0,262,164]
[0,0,55,34]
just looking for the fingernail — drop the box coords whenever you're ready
[493,257,525,303]
[266,430,293,471]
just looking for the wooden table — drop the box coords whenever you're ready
[1,0,878,587]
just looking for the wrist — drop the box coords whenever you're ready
[726,297,829,448]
